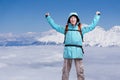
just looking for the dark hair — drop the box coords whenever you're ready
[67,15,80,25]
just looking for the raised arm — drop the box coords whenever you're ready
[82,11,101,35]
[45,13,65,34]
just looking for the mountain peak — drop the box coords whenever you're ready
[39,26,120,47]
[0,26,120,47]
[109,26,120,32]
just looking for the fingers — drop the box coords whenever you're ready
[46,13,49,16]
[45,13,50,17]
[96,11,101,15]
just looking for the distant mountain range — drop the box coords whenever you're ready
[0,26,120,47]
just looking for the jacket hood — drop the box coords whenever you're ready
[67,12,80,24]
[69,12,78,17]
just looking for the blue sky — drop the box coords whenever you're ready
[0,0,120,33]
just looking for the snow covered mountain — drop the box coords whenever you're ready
[0,32,41,46]
[84,26,120,47]
[0,26,120,47]
[38,26,120,47]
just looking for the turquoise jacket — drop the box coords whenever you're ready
[46,14,100,59]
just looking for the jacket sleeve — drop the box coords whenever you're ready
[46,16,65,34]
[82,15,100,35]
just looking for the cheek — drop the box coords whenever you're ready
[70,18,77,22]
[74,19,77,22]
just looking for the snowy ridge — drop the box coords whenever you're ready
[38,26,120,47]
[0,26,120,47]
[84,26,120,47]
[37,30,64,44]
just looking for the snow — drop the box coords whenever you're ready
[0,45,120,80]
[37,30,64,44]
[0,26,120,47]
[38,26,120,47]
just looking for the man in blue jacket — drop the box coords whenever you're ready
[45,11,100,80]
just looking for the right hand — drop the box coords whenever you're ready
[96,11,101,15]
[45,13,50,17]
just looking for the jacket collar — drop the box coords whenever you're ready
[68,23,78,28]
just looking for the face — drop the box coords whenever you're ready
[70,16,77,26]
